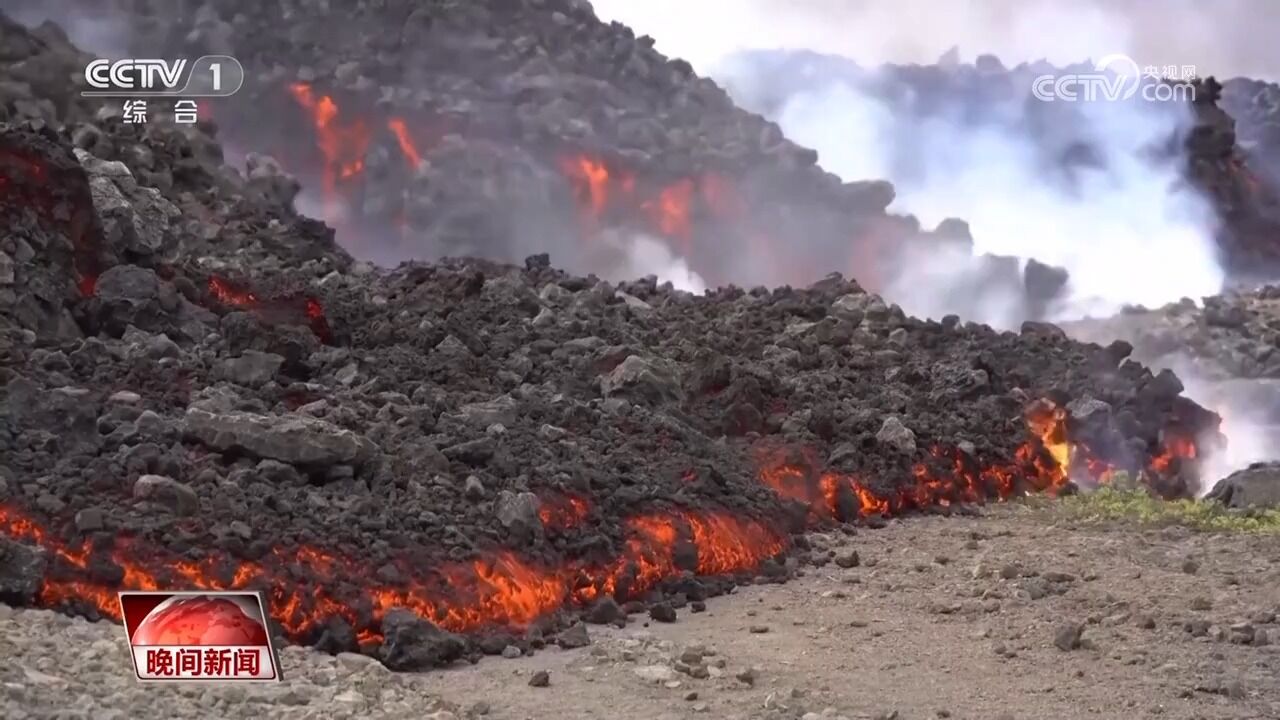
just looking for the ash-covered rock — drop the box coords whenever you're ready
[1206,462,1280,509]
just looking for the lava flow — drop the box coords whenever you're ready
[0,503,783,645]
[556,153,751,257]
[0,398,1205,648]
[287,83,431,219]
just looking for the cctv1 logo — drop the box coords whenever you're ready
[83,56,245,97]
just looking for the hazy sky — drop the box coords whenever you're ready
[591,0,1278,80]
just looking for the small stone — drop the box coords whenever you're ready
[749,625,770,634]
[501,645,522,659]
[1181,559,1199,574]
[1136,614,1156,630]
[834,551,860,568]
[528,670,550,687]
[555,622,591,649]
[109,390,142,404]
[634,665,677,683]
[1190,597,1212,611]
[735,667,757,685]
[73,507,105,533]
[1054,622,1084,651]
[649,602,677,623]
[684,691,698,701]
[132,474,199,516]
[679,648,703,665]
[463,475,486,501]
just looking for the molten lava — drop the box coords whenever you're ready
[205,275,333,344]
[0,394,1206,649]
[1,503,781,644]
[555,153,755,267]
[537,494,591,531]
[287,83,434,222]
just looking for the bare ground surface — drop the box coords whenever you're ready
[5,504,1279,720]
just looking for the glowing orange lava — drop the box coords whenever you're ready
[0,503,781,644]
[538,494,591,531]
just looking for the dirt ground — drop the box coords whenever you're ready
[434,505,1280,720]
[5,503,1278,720]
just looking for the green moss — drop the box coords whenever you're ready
[1052,476,1280,533]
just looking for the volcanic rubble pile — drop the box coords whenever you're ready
[1222,76,1280,188]
[1063,286,1280,479]
[0,100,1225,670]
[725,49,1280,278]
[0,1,1067,316]
[0,8,1232,670]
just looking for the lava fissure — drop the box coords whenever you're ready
[0,394,1205,651]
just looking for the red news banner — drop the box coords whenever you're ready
[118,591,281,682]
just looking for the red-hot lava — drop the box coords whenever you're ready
[537,494,592,531]
[205,274,333,344]
[556,153,741,249]
[0,396,1205,648]
[287,83,434,220]
[0,504,780,644]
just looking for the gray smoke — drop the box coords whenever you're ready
[590,0,1280,81]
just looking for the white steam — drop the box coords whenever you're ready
[588,0,1280,80]
[1171,365,1277,492]
[618,233,709,294]
[753,71,1224,323]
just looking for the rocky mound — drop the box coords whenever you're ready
[1206,461,1280,509]
[0,110,1221,667]
[0,9,1226,670]
[1062,287,1280,416]
[0,2,1066,319]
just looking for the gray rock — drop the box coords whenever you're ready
[1065,397,1111,421]
[456,396,518,427]
[555,622,591,649]
[0,538,46,604]
[1054,622,1084,651]
[74,507,105,532]
[132,474,199,515]
[463,475,486,501]
[184,407,377,467]
[378,609,465,670]
[495,491,541,534]
[601,355,684,404]
[1206,462,1280,509]
[215,351,284,388]
[876,416,917,454]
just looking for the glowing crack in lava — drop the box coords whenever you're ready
[537,494,592,531]
[286,83,428,220]
[0,505,782,644]
[557,153,735,243]
[205,275,334,344]
[553,153,859,288]
[0,402,1203,646]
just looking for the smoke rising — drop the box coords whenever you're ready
[589,0,1280,81]
[591,0,1277,480]
[729,61,1225,324]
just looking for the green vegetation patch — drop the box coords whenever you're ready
[1052,477,1280,533]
